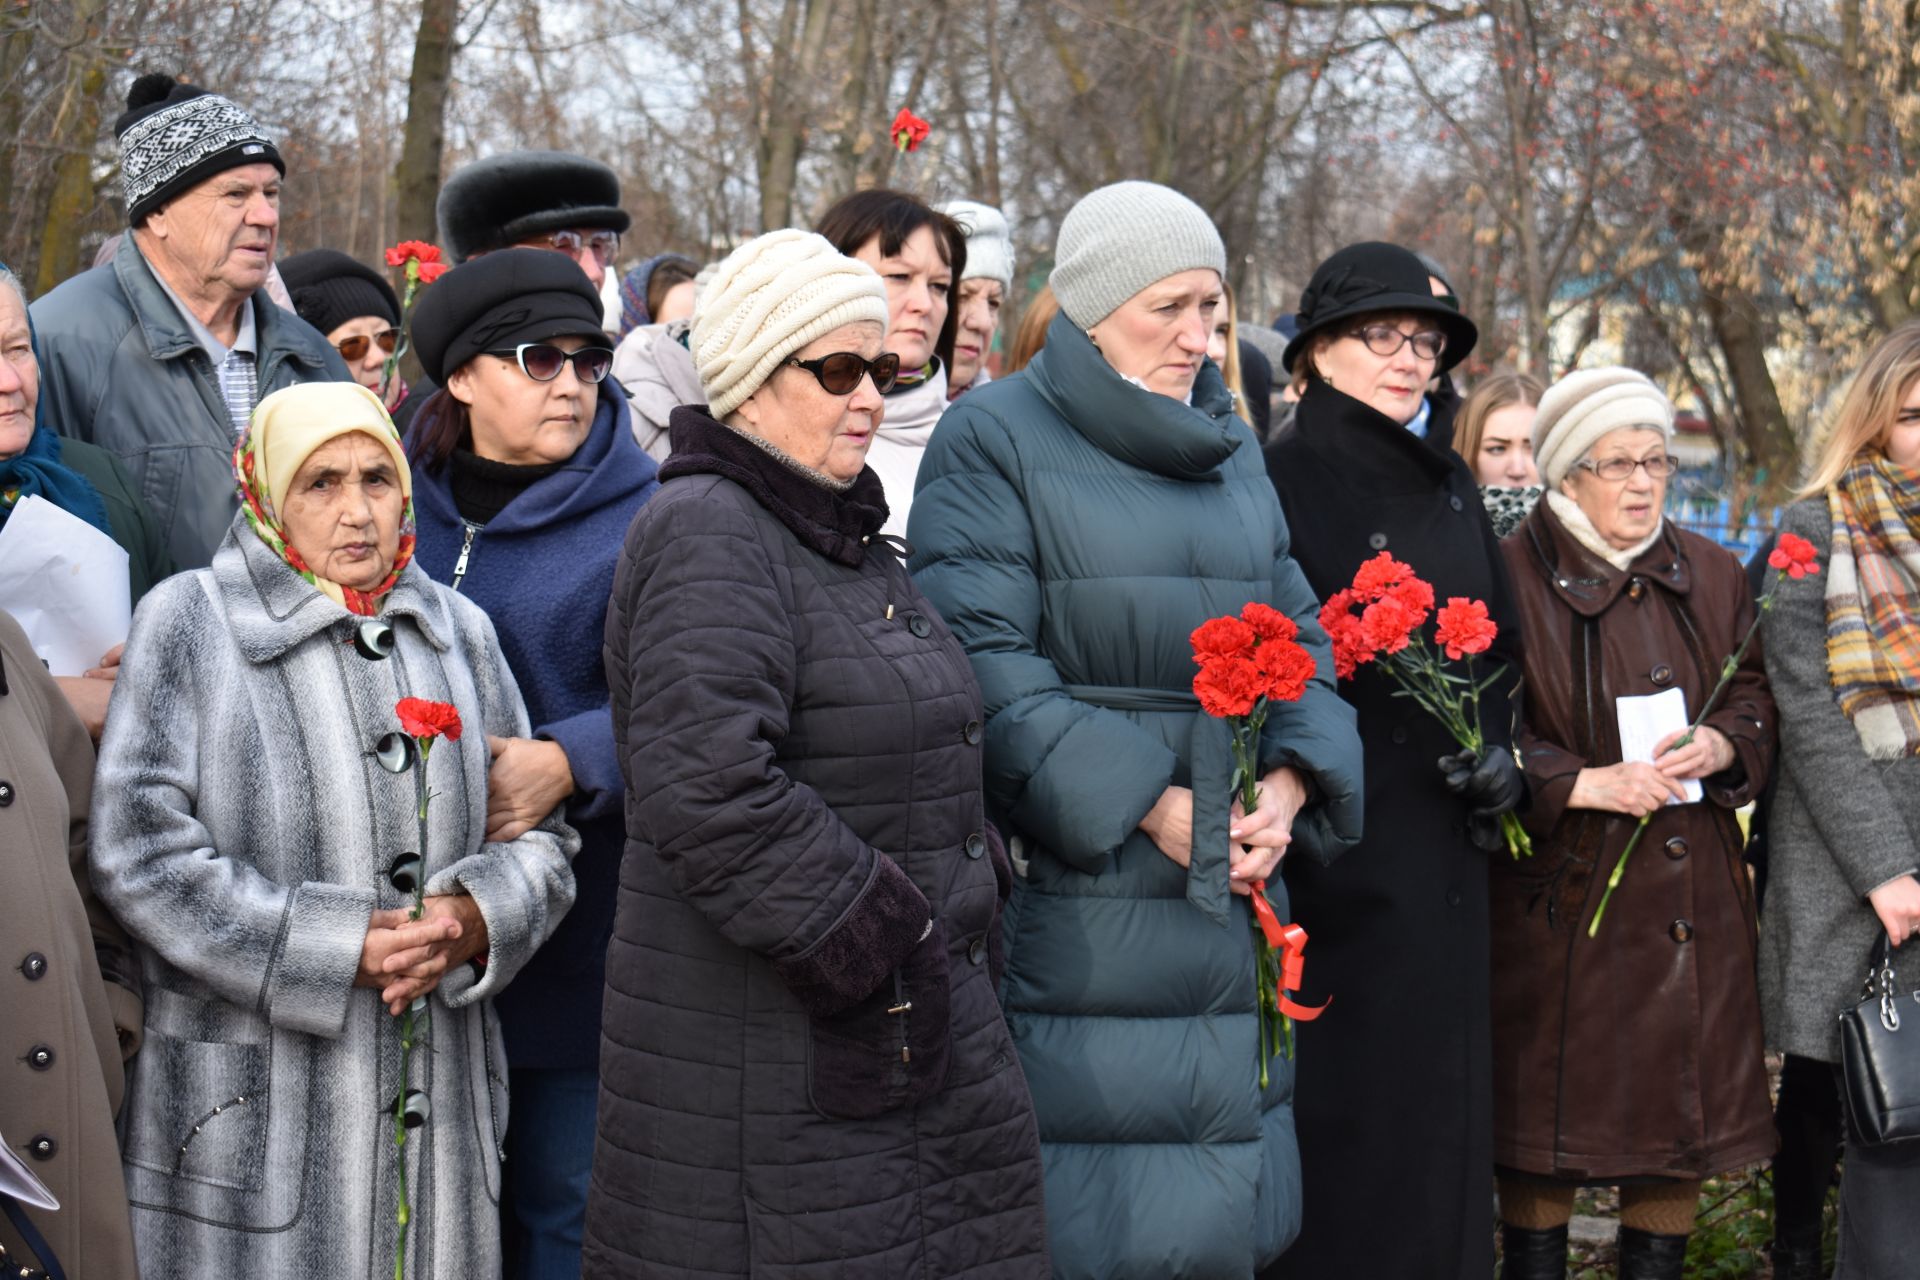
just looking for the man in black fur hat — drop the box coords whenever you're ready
[32,73,346,570]
[438,151,631,291]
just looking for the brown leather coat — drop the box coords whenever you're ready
[1493,501,1776,1181]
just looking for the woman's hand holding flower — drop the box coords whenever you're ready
[357,908,462,1013]
[1651,724,1735,781]
[1228,766,1307,893]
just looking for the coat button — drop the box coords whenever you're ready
[1449,495,1464,512]
[1650,663,1674,686]
[967,936,987,966]
[1368,532,1388,550]
[906,612,932,638]
[1390,726,1408,745]
[964,833,986,859]
[1446,888,1463,907]
[1627,578,1646,601]
[962,720,983,746]
[1664,836,1689,860]
[0,780,12,807]
[1670,919,1694,944]
[20,953,46,981]
[26,1134,55,1161]
[26,1045,53,1071]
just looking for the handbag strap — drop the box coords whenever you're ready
[0,1194,64,1280]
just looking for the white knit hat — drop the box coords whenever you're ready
[692,230,889,418]
[1533,367,1675,488]
[1049,181,1226,328]
[938,200,1014,292]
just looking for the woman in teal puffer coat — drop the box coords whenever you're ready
[909,182,1365,1279]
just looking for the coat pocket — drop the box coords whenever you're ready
[124,1028,270,1192]
[806,919,953,1120]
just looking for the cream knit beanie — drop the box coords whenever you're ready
[693,230,889,418]
[938,200,1015,293]
[1533,367,1675,488]
[1049,181,1226,328]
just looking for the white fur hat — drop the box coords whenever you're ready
[1533,367,1675,488]
[938,200,1015,293]
[692,230,889,418]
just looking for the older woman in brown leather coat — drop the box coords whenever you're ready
[1493,369,1775,1280]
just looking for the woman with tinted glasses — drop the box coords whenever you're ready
[586,229,1047,1278]
[402,248,657,1280]
[1260,241,1522,1280]
[281,248,409,414]
[815,188,966,537]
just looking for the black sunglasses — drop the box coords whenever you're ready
[487,343,615,384]
[782,351,901,396]
[335,328,399,362]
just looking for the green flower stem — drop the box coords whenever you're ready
[392,738,433,1280]
[380,263,422,406]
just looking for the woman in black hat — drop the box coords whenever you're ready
[1260,242,1524,1280]
[403,248,658,1280]
[280,248,406,413]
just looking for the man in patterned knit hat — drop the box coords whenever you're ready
[33,73,347,570]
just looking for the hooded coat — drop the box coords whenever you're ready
[1260,379,1520,1280]
[586,408,1049,1279]
[909,313,1365,1279]
[610,320,705,463]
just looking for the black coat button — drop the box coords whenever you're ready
[1651,663,1674,686]
[26,1045,53,1071]
[26,1134,55,1161]
[1670,919,1694,944]
[1446,888,1463,907]
[906,612,932,638]
[962,720,983,746]
[964,833,987,859]
[1390,726,1408,745]
[1368,532,1388,550]
[1664,836,1689,860]
[1449,495,1464,512]
[1627,578,1647,601]
[0,780,12,807]
[20,953,46,981]
[967,936,987,966]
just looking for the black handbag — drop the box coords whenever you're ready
[1839,932,1920,1146]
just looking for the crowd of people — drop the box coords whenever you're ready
[6,70,1920,1280]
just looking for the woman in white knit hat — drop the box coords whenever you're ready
[910,181,1364,1279]
[936,199,1015,400]
[585,228,1048,1279]
[1491,367,1775,1280]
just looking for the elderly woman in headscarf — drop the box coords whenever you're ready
[1493,369,1775,1280]
[89,380,578,1280]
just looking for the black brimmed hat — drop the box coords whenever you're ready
[409,248,606,385]
[1283,241,1477,375]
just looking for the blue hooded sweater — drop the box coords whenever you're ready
[410,382,659,1069]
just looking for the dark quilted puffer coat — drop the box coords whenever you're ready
[908,313,1365,1279]
[586,408,1049,1279]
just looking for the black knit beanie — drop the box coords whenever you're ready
[279,250,401,337]
[115,73,283,225]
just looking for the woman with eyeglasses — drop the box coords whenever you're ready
[585,229,1048,1278]
[1259,241,1521,1280]
[1490,369,1774,1280]
[280,249,408,414]
[402,248,658,1280]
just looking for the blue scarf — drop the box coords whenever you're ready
[0,265,111,536]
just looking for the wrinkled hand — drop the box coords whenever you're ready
[1228,767,1308,894]
[1652,725,1735,781]
[1868,874,1920,949]
[1569,762,1689,818]
[486,735,574,842]
[52,644,126,740]
[356,908,463,1014]
[89,643,124,679]
[418,893,488,969]
[1140,785,1194,870]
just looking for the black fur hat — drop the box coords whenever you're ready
[436,152,631,264]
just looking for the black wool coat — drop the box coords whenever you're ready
[1260,381,1520,1280]
[586,408,1049,1279]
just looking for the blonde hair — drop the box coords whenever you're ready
[1008,283,1058,373]
[1216,281,1246,409]
[1800,320,1920,498]
[1454,370,1545,465]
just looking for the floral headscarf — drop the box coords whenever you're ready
[233,382,416,615]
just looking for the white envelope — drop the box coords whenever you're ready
[0,493,131,676]
[1615,686,1704,805]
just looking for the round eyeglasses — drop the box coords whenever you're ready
[487,343,615,384]
[1348,323,1447,362]
[1577,454,1681,482]
[781,351,901,396]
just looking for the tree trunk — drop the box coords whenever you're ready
[393,0,458,245]
[0,17,37,241]
[33,0,110,297]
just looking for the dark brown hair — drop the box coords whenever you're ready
[814,188,967,378]
[646,258,698,320]
[403,387,470,474]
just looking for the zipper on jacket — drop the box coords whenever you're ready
[450,521,482,594]
[888,971,912,1064]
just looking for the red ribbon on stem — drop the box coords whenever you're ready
[1249,881,1328,1022]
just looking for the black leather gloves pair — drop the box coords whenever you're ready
[1438,747,1526,854]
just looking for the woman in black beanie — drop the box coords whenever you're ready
[280,248,406,413]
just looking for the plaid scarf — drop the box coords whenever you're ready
[1825,454,1920,758]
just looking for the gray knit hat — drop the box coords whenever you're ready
[938,200,1015,293]
[1049,181,1226,328]
[1533,367,1675,488]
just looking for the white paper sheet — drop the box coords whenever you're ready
[0,1126,59,1211]
[1615,686,1703,805]
[0,494,131,676]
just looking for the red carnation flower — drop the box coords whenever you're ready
[1194,656,1265,718]
[384,240,443,268]
[1768,532,1821,579]
[1318,589,1372,680]
[1389,575,1434,627]
[396,697,463,743]
[1240,601,1299,645]
[1192,615,1258,664]
[891,107,931,152]
[1351,551,1417,602]
[416,261,449,283]
[1434,597,1498,660]
[1254,637,1317,703]
[1359,595,1417,656]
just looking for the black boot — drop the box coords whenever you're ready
[1616,1226,1688,1280]
[1500,1223,1568,1280]
[1768,1228,1826,1280]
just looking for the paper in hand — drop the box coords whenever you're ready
[0,493,131,676]
[0,1126,59,1211]
[1615,686,1703,805]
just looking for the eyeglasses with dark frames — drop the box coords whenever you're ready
[781,350,902,396]
[334,328,400,362]
[1347,322,1447,362]
[1576,453,1681,482]
[486,342,615,384]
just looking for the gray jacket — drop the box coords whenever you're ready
[1759,495,1920,1062]
[90,517,578,1279]
[32,234,349,570]
[610,319,704,462]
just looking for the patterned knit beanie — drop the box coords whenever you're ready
[116,74,282,225]
[692,230,888,418]
[1533,367,1675,488]
[1049,181,1225,328]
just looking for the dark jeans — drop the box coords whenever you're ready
[1833,1064,1920,1279]
[500,1067,598,1280]
[1773,1053,1841,1244]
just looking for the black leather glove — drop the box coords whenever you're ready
[1437,746,1526,816]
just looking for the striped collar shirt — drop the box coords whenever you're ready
[151,270,260,437]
